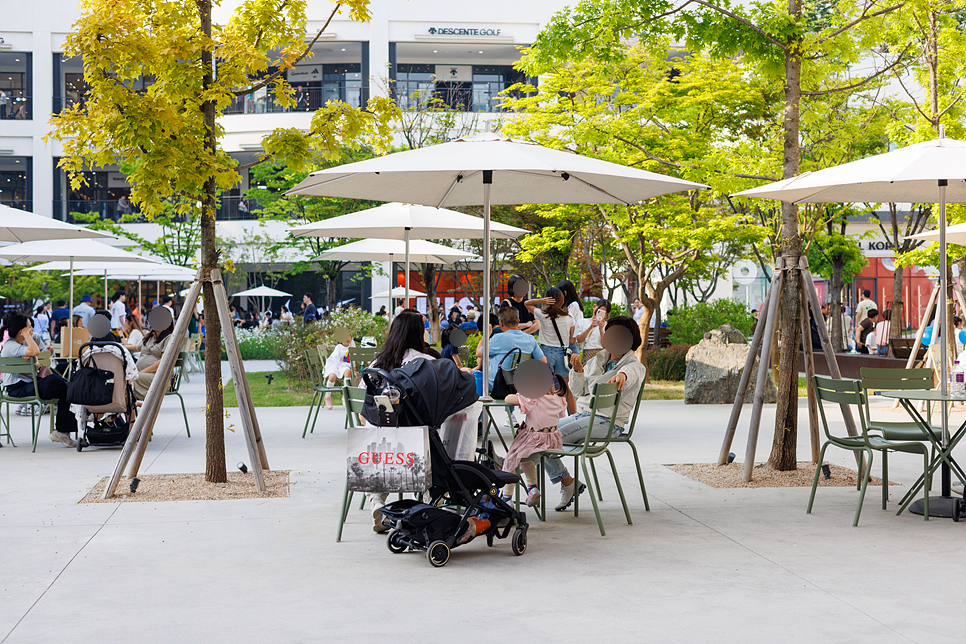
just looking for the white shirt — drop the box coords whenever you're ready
[633,304,645,322]
[533,308,574,347]
[111,300,126,329]
[126,329,144,351]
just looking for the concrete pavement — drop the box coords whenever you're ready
[2,365,963,644]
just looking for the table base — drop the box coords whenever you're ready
[908,496,964,519]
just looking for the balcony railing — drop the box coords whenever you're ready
[225,83,365,115]
[0,95,31,120]
[57,195,261,223]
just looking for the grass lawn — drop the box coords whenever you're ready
[224,371,341,407]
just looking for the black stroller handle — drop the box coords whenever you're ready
[362,366,395,391]
[78,340,127,369]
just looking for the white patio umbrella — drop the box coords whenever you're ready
[289,202,527,304]
[287,131,706,396]
[312,238,476,265]
[373,286,428,298]
[232,285,292,298]
[0,204,114,242]
[733,131,966,515]
[0,239,155,351]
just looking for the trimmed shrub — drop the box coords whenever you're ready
[667,300,754,346]
[647,345,690,381]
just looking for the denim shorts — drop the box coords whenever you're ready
[541,344,569,377]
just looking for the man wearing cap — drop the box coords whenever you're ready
[72,295,96,327]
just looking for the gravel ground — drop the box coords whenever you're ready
[81,470,290,503]
[667,462,891,489]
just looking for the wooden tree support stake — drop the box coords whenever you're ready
[799,281,820,463]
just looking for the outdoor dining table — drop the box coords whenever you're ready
[876,389,966,518]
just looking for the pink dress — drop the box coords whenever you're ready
[502,393,567,474]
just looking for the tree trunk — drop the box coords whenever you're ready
[200,0,226,483]
[768,24,804,472]
[889,264,903,357]
[422,263,442,343]
[830,259,845,352]
[327,275,338,312]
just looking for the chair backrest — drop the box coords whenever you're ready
[575,381,621,450]
[458,346,469,362]
[812,375,871,443]
[343,385,366,428]
[347,346,378,378]
[0,355,44,396]
[169,353,187,393]
[303,349,324,388]
[620,379,648,440]
[86,350,128,413]
[860,367,934,424]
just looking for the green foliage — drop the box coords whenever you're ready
[223,370,321,408]
[465,332,482,369]
[0,265,102,305]
[221,329,274,361]
[268,309,388,380]
[580,299,628,318]
[667,300,755,346]
[647,345,691,381]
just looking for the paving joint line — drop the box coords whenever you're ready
[662,496,919,644]
[1,503,123,644]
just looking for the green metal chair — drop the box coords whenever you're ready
[165,352,191,437]
[0,352,57,452]
[808,375,933,526]
[189,333,205,375]
[347,346,378,384]
[537,381,631,536]
[859,368,942,442]
[302,349,341,438]
[605,380,650,511]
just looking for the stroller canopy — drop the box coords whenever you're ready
[365,358,478,429]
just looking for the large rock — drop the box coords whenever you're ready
[684,324,777,404]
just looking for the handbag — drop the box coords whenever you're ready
[490,347,522,400]
[65,352,115,406]
[550,317,574,359]
[346,424,432,493]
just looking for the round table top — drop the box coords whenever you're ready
[875,389,966,402]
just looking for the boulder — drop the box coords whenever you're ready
[685,324,777,404]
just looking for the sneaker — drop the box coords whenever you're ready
[16,404,29,416]
[50,431,77,448]
[526,485,541,508]
[324,393,333,410]
[555,480,587,512]
[372,505,390,533]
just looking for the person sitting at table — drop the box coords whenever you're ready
[133,308,176,400]
[121,314,145,357]
[477,304,546,391]
[543,316,647,511]
[0,313,76,447]
[855,309,879,355]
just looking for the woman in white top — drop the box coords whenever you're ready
[279,305,294,324]
[121,314,144,358]
[575,299,611,362]
[874,309,892,356]
[557,280,585,354]
[526,286,577,414]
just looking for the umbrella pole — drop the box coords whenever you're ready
[138,279,142,317]
[481,171,492,399]
[940,178,950,495]
[103,269,107,308]
[67,257,74,358]
[404,228,411,308]
[389,254,394,324]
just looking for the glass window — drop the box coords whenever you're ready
[0,157,30,210]
[0,53,30,120]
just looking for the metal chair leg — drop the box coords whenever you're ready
[309,390,324,434]
[581,456,605,536]
[881,450,889,510]
[854,450,874,527]
[176,393,190,437]
[590,457,603,501]
[337,478,352,542]
[807,442,831,514]
[302,391,320,438]
[605,450,632,526]
[628,440,649,511]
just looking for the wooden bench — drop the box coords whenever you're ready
[647,327,672,348]
[889,338,927,363]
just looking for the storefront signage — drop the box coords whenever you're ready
[107,172,130,189]
[435,65,472,82]
[861,240,893,251]
[287,65,323,82]
[427,27,502,37]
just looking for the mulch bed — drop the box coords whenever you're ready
[667,462,894,489]
[81,470,290,503]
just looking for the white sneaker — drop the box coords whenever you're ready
[50,431,77,448]
[16,404,29,416]
[554,480,587,511]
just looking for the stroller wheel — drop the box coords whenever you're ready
[387,529,408,554]
[427,540,450,567]
[511,527,527,556]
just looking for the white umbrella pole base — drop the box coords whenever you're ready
[908,496,963,519]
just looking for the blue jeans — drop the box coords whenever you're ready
[541,345,569,377]
[544,413,624,483]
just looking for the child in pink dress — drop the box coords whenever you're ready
[501,380,569,507]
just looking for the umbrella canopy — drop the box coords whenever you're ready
[734,132,964,509]
[312,239,476,265]
[733,138,966,204]
[0,204,115,243]
[908,221,966,246]
[374,287,428,298]
[287,132,705,205]
[0,239,155,264]
[232,285,292,298]
[287,131,707,397]
[289,202,529,240]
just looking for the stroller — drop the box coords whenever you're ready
[73,341,136,452]
[362,358,528,568]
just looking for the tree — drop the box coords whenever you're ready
[50,0,398,482]
[526,0,908,470]
[504,41,768,370]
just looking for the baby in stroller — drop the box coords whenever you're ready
[362,357,529,568]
